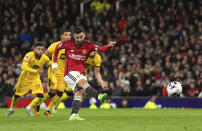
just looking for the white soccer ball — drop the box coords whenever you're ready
[167,81,182,96]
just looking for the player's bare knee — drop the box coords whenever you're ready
[74,89,83,96]
[77,79,87,88]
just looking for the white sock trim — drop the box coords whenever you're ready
[9,108,14,111]
[74,96,82,102]
[26,106,31,110]
[83,83,90,91]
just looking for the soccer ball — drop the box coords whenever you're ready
[167,81,182,96]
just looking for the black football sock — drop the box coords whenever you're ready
[71,96,82,115]
[83,83,99,98]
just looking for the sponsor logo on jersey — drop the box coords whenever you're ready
[58,43,63,47]
[69,54,86,60]
[77,75,81,78]
[60,53,66,60]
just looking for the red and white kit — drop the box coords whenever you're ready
[53,40,109,91]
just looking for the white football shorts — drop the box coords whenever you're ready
[64,71,86,92]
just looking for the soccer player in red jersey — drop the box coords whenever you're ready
[52,26,116,120]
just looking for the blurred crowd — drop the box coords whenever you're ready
[0,0,201,105]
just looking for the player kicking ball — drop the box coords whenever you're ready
[5,42,52,117]
[52,26,116,120]
[52,51,108,114]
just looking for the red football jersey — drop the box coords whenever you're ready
[53,40,109,76]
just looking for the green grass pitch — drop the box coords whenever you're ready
[0,108,202,131]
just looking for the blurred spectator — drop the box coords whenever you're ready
[186,82,200,97]
[135,79,144,96]
[101,0,111,12]
[117,15,128,30]
[1,35,10,46]
[110,80,122,96]
[118,98,131,108]
[19,29,32,44]
[90,0,102,13]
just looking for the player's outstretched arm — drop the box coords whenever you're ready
[96,41,116,52]
[21,61,38,73]
[21,62,44,74]
[107,41,116,47]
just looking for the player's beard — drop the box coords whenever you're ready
[75,41,84,48]
[35,53,42,59]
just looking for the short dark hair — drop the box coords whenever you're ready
[73,26,84,34]
[34,42,45,48]
[60,28,71,35]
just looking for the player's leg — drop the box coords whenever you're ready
[44,90,62,117]
[65,71,106,120]
[26,80,43,116]
[44,77,64,116]
[26,93,44,116]
[69,89,84,120]
[10,95,20,109]
[40,89,56,116]
[5,95,20,116]
[78,79,107,104]
[36,76,57,116]
[47,78,71,114]
[35,103,40,116]
[52,89,72,113]
[5,82,28,116]
[43,89,56,103]
[69,79,107,120]
[43,77,57,102]
[70,71,107,103]
[59,91,71,103]
[41,77,57,104]
[63,71,86,120]
[67,71,107,103]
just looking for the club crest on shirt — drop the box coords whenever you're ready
[82,49,87,54]
[58,43,63,47]
[25,55,30,61]
[77,75,81,78]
